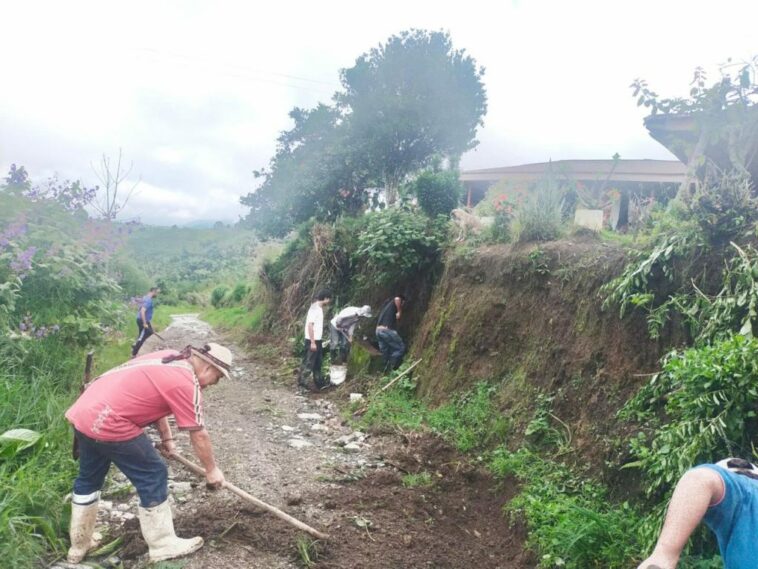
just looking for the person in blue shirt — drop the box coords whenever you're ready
[637,457,758,569]
[131,287,160,357]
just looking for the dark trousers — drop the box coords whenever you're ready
[329,324,350,365]
[376,328,406,370]
[73,430,168,508]
[131,318,153,356]
[298,339,325,388]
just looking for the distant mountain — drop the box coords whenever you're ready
[182,219,228,229]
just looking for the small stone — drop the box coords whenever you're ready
[100,500,113,511]
[349,393,364,402]
[288,438,313,449]
[170,482,193,495]
[286,494,303,506]
[311,424,328,432]
[122,512,136,521]
[297,413,324,421]
[281,425,296,432]
[343,442,361,453]
[116,503,131,512]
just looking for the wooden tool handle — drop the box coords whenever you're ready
[169,452,329,540]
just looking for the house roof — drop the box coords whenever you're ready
[460,159,687,184]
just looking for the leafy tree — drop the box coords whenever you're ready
[3,164,31,193]
[339,30,487,204]
[242,105,369,237]
[406,169,463,217]
[241,29,487,236]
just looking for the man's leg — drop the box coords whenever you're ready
[376,330,391,371]
[637,468,724,569]
[132,319,153,357]
[68,431,111,562]
[313,340,327,388]
[386,330,406,370]
[298,340,314,389]
[103,433,202,561]
[98,433,168,507]
[328,325,338,361]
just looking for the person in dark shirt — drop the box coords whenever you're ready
[131,287,160,357]
[375,294,407,371]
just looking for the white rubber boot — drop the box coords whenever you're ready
[138,500,203,562]
[67,500,100,563]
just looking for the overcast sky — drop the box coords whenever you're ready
[1,1,756,225]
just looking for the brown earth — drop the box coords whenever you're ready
[409,235,683,481]
[88,313,531,569]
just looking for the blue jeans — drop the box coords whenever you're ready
[376,328,405,370]
[73,430,168,507]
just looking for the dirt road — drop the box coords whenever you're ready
[99,314,530,569]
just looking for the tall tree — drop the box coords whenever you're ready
[241,29,487,236]
[338,29,487,204]
[242,104,369,237]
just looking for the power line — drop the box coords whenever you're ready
[133,47,340,96]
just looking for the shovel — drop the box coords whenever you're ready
[169,452,329,540]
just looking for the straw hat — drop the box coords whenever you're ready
[192,343,232,379]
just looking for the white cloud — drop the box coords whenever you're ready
[1,0,756,224]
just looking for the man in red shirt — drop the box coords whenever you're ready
[65,343,232,563]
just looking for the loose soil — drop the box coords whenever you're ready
[91,314,531,569]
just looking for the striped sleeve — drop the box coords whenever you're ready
[165,382,204,431]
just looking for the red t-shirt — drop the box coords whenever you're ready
[66,350,204,441]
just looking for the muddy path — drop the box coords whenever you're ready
[96,314,531,569]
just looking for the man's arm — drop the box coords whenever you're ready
[140,304,148,327]
[307,321,317,351]
[394,297,403,321]
[154,416,176,457]
[189,428,225,488]
[637,468,724,569]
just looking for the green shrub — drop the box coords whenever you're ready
[489,447,644,569]
[621,333,758,498]
[230,282,250,304]
[512,177,564,243]
[688,167,757,245]
[407,170,462,217]
[483,209,512,243]
[111,256,152,298]
[211,286,228,308]
[354,207,449,287]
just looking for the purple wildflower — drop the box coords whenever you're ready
[10,246,37,274]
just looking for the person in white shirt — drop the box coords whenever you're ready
[297,289,332,391]
[329,305,372,365]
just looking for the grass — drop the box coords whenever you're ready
[295,536,320,568]
[201,304,267,333]
[401,471,434,488]
[0,339,83,566]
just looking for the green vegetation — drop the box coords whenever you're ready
[406,170,463,218]
[511,175,565,244]
[621,333,758,497]
[0,187,127,565]
[401,471,434,488]
[354,207,449,288]
[489,448,644,569]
